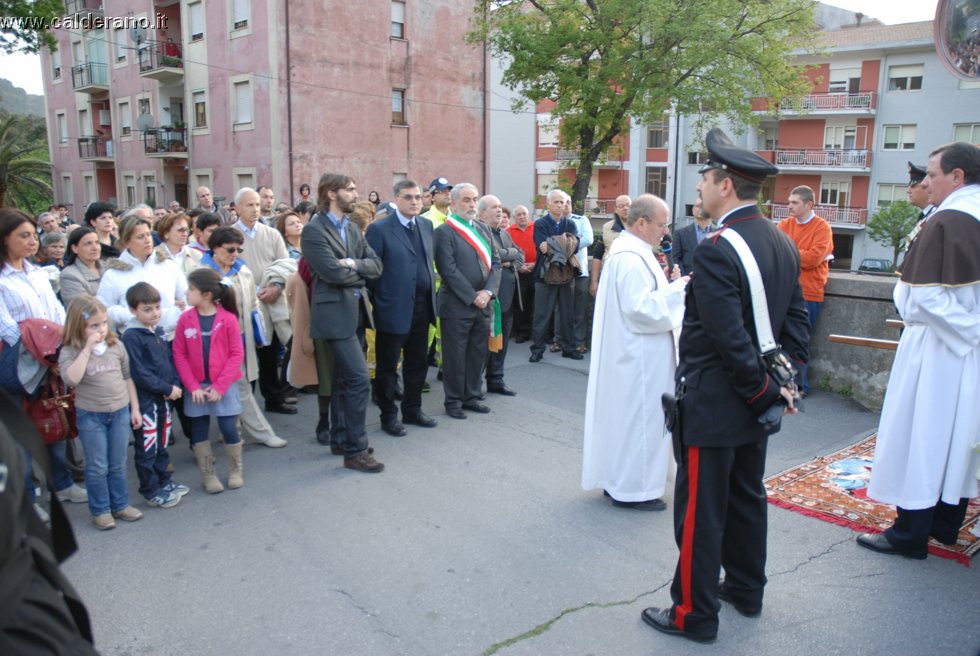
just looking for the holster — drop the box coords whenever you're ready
[663,381,686,466]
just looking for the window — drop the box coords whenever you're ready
[56,112,68,144]
[758,125,778,150]
[195,173,211,190]
[144,174,156,208]
[124,174,136,207]
[77,109,89,137]
[61,175,73,207]
[887,64,923,91]
[824,125,857,149]
[391,88,406,125]
[234,169,255,190]
[829,67,861,94]
[537,118,559,147]
[83,174,96,207]
[118,100,131,136]
[953,123,980,143]
[646,121,669,148]
[138,97,151,117]
[645,167,666,198]
[114,28,126,61]
[193,91,207,128]
[391,1,406,39]
[882,124,916,150]
[52,48,62,79]
[189,2,204,41]
[820,181,849,206]
[687,151,708,165]
[233,80,252,125]
[232,0,249,30]
[876,183,906,208]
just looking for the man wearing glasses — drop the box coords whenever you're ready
[365,180,439,436]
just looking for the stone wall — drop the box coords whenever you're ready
[809,271,900,411]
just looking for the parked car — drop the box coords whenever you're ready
[858,258,893,273]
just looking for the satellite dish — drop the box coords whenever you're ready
[130,25,147,46]
[136,111,156,131]
[936,0,980,80]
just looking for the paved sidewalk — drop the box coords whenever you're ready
[60,352,980,655]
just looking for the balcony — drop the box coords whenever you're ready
[143,127,188,158]
[138,41,184,83]
[78,136,114,163]
[71,62,109,93]
[64,0,103,22]
[770,204,867,227]
[777,92,876,115]
[774,149,870,172]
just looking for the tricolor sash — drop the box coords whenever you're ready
[446,214,502,352]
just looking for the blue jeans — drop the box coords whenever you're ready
[77,406,132,516]
[799,301,822,394]
[47,440,76,492]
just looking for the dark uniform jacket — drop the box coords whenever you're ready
[676,205,809,448]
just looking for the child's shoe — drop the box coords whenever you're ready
[111,506,144,522]
[161,480,190,498]
[93,513,116,530]
[145,490,180,508]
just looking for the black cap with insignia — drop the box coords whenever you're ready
[427,177,453,194]
[908,161,927,186]
[698,128,779,183]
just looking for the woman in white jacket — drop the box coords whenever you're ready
[97,215,187,338]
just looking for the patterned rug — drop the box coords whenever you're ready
[764,433,980,566]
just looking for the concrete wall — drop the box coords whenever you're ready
[809,271,899,410]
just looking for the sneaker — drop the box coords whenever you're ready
[92,513,116,530]
[111,506,144,522]
[161,480,190,498]
[145,490,180,509]
[55,483,88,504]
[344,451,385,473]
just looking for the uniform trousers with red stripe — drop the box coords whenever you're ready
[669,437,769,638]
[132,398,174,500]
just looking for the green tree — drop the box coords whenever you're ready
[471,0,817,211]
[0,115,53,211]
[866,200,919,269]
[0,0,63,53]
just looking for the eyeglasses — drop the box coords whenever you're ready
[400,194,422,201]
[222,246,245,254]
[174,227,189,233]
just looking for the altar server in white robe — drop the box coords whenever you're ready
[861,141,980,560]
[582,194,689,511]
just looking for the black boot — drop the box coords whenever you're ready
[316,395,331,445]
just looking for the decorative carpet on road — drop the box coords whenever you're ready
[764,433,980,566]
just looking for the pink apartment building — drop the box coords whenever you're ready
[42,0,488,214]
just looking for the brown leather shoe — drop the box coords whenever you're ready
[344,451,385,473]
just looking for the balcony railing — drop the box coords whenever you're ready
[78,136,113,160]
[143,127,188,156]
[775,149,870,170]
[138,41,184,80]
[779,92,876,113]
[770,204,867,226]
[64,0,103,18]
[71,62,108,90]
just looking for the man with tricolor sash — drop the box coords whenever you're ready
[432,183,501,420]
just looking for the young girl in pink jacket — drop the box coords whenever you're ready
[172,268,244,494]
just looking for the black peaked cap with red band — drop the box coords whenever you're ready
[697,128,779,183]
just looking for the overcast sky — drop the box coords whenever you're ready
[2,0,941,97]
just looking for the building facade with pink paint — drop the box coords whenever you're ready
[42,0,488,214]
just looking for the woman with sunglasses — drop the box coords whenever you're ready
[192,226,287,448]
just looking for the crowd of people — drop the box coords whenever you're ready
[2,135,978,648]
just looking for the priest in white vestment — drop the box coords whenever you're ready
[860,142,980,560]
[582,194,688,510]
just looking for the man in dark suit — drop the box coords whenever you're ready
[642,129,809,643]
[365,180,439,436]
[302,172,385,473]
[672,197,715,277]
[479,194,523,396]
[433,183,501,419]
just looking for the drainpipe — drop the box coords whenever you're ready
[285,0,294,204]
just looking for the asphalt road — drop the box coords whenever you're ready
[59,350,980,655]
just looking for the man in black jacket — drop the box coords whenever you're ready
[672,197,715,277]
[642,129,809,644]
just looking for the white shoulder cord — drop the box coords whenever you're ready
[718,229,776,355]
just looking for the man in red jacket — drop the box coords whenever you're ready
[777,185,833,395]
